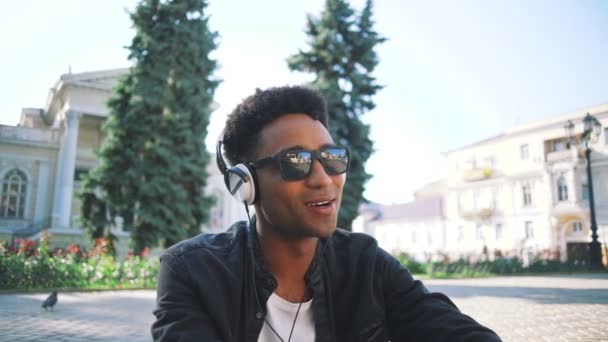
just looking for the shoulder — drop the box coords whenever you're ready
[324,229,406,287]
[159,221,248,267]
[327,228,394,266]
[329,228,401,270]
[329,228,380,251]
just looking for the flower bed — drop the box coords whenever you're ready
[0,237,159,291]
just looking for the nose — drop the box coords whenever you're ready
[305,159,332,188]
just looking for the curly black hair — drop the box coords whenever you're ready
[222,86,329,166]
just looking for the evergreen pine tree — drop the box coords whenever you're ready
[80,0,219,253]
[288,0,385,230]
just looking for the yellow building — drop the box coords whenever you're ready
[357,105,608,265]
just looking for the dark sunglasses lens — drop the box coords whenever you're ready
[281,151,312,180]
[320,147,349,175]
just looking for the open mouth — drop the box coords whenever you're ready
[306,199,333,208]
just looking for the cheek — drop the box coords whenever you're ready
[259,181,304,225]
[271,183,302,204]
[257,172,299,205]
[334,174,346,191]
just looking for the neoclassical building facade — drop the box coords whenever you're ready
[356,104,608,264]
[0,69,245,251]
[443,104,608,264]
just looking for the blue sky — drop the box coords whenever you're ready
[1,0,607,204]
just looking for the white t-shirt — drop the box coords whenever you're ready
[257,293,315,342]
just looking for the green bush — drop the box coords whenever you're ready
[427,259,494,278]
[396,253,426,274]
[0,239,159,291]
[488,257,524,274]
[393,251,602,278]
[527,259,574,273]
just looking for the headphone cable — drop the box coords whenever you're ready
[245,205,305,342]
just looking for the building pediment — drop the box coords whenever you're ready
[40,67,218,126]
[43,68,130,125]
[58,68,129,92]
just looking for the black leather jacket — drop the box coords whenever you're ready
[151,220,500,341]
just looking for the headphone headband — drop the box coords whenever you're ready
[216,140,228,175]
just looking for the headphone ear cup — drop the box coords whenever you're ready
[224,164,257,205]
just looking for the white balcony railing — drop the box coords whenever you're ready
[460,207,495,222]
[462,167,493,182]
[546,149,574,163]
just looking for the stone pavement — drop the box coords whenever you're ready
[0,273,606,341]
[424,273,608,342]
[0,290,155,342]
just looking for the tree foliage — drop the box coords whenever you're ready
[80,0,219,253]
[288,0,385,229]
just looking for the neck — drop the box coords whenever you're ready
[256,222,317,303]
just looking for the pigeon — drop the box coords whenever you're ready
[42,290,58,311]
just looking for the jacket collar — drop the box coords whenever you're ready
[244,217,334,340]
[246,215,327,289]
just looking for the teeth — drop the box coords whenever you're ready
[309,201,330,207]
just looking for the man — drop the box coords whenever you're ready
[151,86,501,341]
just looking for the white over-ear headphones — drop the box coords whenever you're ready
[216,132,258,205]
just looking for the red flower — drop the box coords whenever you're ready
[140,247,151,258]
[68,243,80,254]
[15,238,36,256]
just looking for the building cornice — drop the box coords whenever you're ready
[0,125,61,149]
[506,171,545,181]
[448,171,544,191]
[444,103,608,155]
[44,68,130,120]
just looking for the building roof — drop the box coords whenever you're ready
[361,197,444,223]
[442,133,506,155]
[443,102,608,155]
[45,68,220,116]
[44,68,130,117]
[55,68,129,92]
[413,179,447,200]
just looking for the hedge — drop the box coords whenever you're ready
[0,238,159,290]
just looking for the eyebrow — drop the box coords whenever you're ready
[279,143,337,154]
[280,145,305,153]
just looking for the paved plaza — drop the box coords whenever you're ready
[0,290,155,342]
[0,273,606,341]
[425,273,608,341]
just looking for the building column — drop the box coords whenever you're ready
[33,160,49,227]
[542,168,558,255]
[567,169,576,205]
[54,110,82,228]
[51,132,66,226]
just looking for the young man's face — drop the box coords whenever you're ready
[253,113,345,239]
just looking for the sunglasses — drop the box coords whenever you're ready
[250,145,349,181]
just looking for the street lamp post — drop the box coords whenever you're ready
[564,113,604,269]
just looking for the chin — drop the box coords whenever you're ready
[311,224,337,239]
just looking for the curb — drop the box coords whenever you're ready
[0,287,156,295]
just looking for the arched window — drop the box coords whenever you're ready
[557,176,568,201]
[1,169,28,218]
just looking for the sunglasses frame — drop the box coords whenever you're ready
[249,144,350,181]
